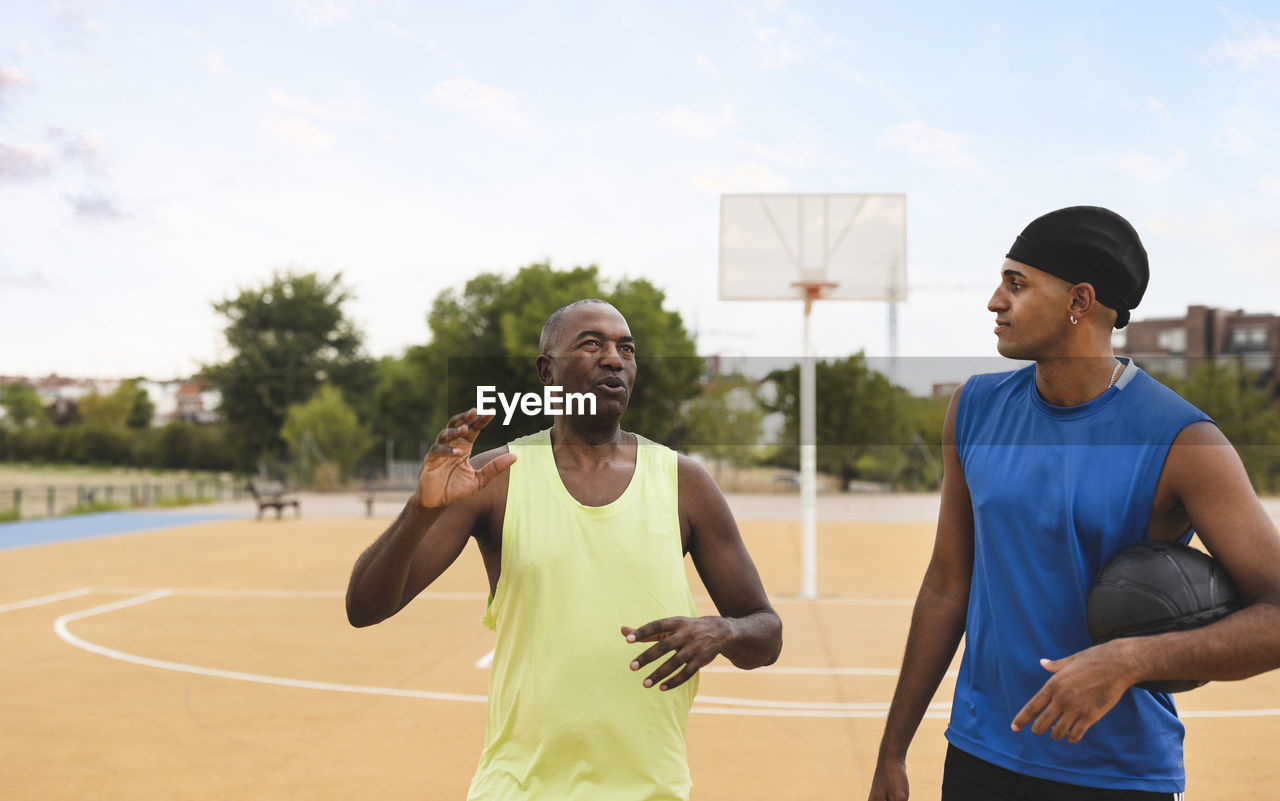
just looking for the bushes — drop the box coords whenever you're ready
[0,421,235,471]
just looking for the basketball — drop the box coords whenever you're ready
[1086,541,1240,693]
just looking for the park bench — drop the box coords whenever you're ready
[248,479,300,520]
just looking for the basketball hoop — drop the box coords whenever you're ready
[720,194,908,599]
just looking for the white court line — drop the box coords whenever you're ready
[1181,708,1280,718]
[691,705,951,719]
[92,587,484,601]
[53,591,488,704]
[701,665,959,677]
[769,597,915,606]
[696,694,949,712]
[47,588,1280,720]
[0,586,93,614]
[475,649,495,669]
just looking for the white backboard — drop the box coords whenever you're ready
[718,193,907,301]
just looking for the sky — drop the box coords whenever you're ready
[3,1,1280,392]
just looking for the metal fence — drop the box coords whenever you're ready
[0,478,247,521]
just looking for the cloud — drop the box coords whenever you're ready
[45,127,104,169]
[373,18,418,43]
[0,66,30,92]
[269,88,337,120]
[1111,148,1186,181]
[290,0,351,27]
[1146,97,1171,122]
[658,105,734,140]
[194,46,225,75]
[1215,126,1256,155]
[736,139,817,167]
[0,268,51,290]
[694,53,718,80]
[750,28,802,70]
[1259,177,1280,196]
[425,77,535,135]
[877,120,983,173]
[0,141,53,181]
[1206,15,1280,69]
[693,161,790,193]
[265,115,336,150]
[66,189,127,222]
[0,66,31,113]
[48,0,108,38]
[1144,208,1280,279]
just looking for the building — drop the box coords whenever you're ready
[0,374,221,426]
[1116,305,1280,383]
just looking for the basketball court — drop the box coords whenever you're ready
[4,495,1280,799]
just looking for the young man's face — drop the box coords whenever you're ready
[987,259,1074,361]
[541,304,637,418]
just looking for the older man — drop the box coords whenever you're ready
[347,298,782,800]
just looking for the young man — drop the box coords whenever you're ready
[869,207,1280,800]
[346,298,782,801]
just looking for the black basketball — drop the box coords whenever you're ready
[1086,541,1240,693]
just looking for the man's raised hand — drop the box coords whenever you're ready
[417,409,517,508]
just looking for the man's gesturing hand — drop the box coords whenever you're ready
[621,616,732,691]
[1010,640,1137,744]
[417,408,516,509]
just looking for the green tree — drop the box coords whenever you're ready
[1,382,46,428]
[125,381,155,429]
[422,262,702,451]
[203,271,374,468]
[765,353,915,490]
[679,371,765,471]
[281,384,373,488]
[79,380,153,431]
[1162,359,1280,492]
[367,348,447,462]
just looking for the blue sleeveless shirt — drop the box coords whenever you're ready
[947,360,1211,793]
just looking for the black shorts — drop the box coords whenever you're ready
[942,744,1184,801]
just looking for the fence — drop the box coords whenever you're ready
[0,478,248,521]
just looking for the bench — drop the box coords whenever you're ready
[248,480,300,520]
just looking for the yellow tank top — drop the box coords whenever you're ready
[467,428,698,801]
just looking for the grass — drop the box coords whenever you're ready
[0,464,237,489]
[152,495,212,509]
[64,500,130,516]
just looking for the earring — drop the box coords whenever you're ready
[1069,315,1078,326]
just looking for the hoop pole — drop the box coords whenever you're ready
[799,287,819,599]
[888,301,899,386]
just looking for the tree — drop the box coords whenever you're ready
[367,347,448,463]
[79,380,153,430]
[125,381,155,429]
[678,371,765,470]
[281,384,372,488]
[203,271,374,468]
[1162,359,1280,492]
[421,262,702,451]
[0,382,46,428]
[765,353,914,490]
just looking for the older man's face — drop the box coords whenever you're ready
[542,304,636,418]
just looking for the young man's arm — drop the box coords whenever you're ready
[869,385,974,801]
[623,454,782,691]
[345,409,515,628]
[1012,421,1280,742]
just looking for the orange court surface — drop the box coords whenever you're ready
[4,492,1280,800]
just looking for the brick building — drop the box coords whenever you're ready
[1116,305,1280,382]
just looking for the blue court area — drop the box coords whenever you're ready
[0,510,246,551]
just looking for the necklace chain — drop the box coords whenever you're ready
[1108,358,1123,388]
